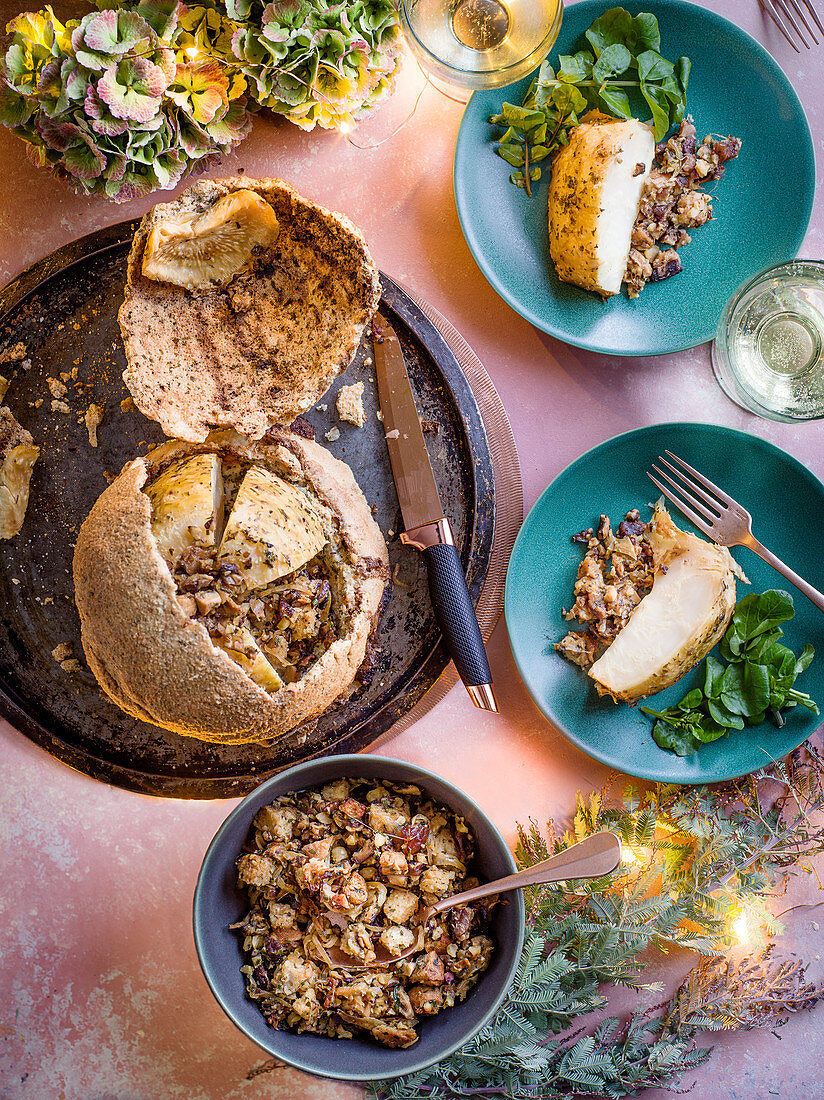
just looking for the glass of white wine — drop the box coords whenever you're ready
[712,260,824,422]
[399,0,564,102]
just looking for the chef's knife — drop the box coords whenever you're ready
[373,313,498,713]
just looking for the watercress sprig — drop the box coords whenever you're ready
[641,590,819,757]
[489,7,690,193]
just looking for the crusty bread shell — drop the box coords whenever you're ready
[119,177,381,442]
[73,429,389,744]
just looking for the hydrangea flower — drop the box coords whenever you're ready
[0,0,403,202]
[230,0,402,130]
[0,0,252,200]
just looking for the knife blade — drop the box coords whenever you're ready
[373,312,498,713]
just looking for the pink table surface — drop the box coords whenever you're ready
[2,0,824,1096]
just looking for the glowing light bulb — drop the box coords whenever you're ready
[185,46,200,58]
[622,848,639,866]
[339,119,354,135]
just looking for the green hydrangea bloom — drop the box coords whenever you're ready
[229,0,402,131]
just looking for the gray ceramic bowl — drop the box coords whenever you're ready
[193,754,525,1081]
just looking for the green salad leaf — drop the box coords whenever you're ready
[488,6,690,194]
[641,590,819,757]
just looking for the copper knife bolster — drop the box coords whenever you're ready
[400,517,455,551]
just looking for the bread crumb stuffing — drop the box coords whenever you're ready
[47,378,68,399]
[51,400,71,414]
[0,376,7,403]
[324,426,340,442]
[51,642,73,662]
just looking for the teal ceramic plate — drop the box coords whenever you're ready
[505,423,824,783]
[454,0,815,356]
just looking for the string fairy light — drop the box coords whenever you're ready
[730,908,751,945]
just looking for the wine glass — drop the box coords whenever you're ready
[399,0,564,102]
[712,260,824,422]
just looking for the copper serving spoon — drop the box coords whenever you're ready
[319,831,622,971]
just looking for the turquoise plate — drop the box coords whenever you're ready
[454,0,816,356]
[505,423,824,783]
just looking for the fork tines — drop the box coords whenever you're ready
[647,450,737,543]
[761,0,822,50]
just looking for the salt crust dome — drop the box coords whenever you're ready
[73,429,389,744]
[119,176,381,442]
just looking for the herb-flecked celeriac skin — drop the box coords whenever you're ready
[233,778,498,1048]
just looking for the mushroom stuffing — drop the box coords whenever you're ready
[232,778,498,1048]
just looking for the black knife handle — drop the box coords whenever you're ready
[422,543,492,687]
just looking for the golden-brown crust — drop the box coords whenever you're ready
[549,112,646,300]
[548,116,622,298]
[73,431,388,744]
[119,177,381,442]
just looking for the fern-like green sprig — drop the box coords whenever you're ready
[372,742,824,1100]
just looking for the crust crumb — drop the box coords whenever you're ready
[336,381,366,427]
[85,403,104,448]
[0,342,26,364]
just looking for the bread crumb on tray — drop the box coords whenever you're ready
[51,641,81,673]
[85,403,104,448]
[0,342,26,364]
[336,381,366,426]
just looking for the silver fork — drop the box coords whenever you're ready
[761,0,824,51]
[648,450,824,614]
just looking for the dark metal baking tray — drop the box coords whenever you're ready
[0,222,494,798]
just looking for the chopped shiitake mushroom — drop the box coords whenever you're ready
[141,189,280,291]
